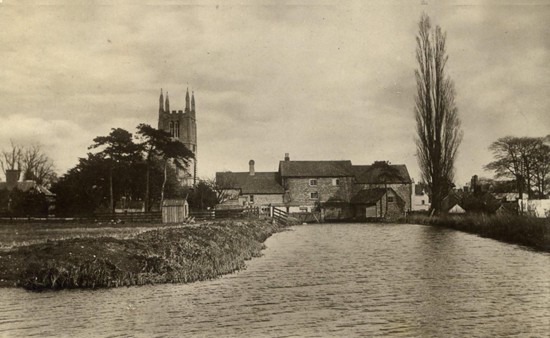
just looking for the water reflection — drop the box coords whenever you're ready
[1,223,549,337]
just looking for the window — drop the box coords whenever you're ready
[249,195,254,203]
[387,196,394,203]
[169,121,174,137]
[310,192,319,199]
[421,200,425,205]
[175,121,180,138]
[332,178,340,186]
[309,179,317,186]
[299,207,308,212]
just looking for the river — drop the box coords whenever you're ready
[1,223,549,337]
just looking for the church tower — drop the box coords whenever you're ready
[157,87,198,186]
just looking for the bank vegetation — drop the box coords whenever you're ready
[0,219,283,291]
[407,213,550,252]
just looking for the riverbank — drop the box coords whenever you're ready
[407,214,550,252]
[0,219,284,291]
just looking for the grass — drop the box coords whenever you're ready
[0,219,285,291]
[406,213,550,252]
[0,222,176,251]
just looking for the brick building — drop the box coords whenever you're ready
[216,154,412,220]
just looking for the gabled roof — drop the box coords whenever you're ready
[216,172,284,194]
[352,164,412,184]
[351,188,386,204]
[279,160,353,177]
[350,187,406,205]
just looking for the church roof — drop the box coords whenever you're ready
[279,160,353,177]
[216,172,284,194]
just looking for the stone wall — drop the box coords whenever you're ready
[284,177,355,206]
[353,189,403,219]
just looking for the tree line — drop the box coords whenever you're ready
[52,124,198,216]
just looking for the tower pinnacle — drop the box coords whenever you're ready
[159,88,164,113]
[191,91,195,112]
[165,92,170,113]
[185,87,190,112]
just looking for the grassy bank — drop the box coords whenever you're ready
[0,219,284,291]
[407,214,550,252]
[0,222,175,251]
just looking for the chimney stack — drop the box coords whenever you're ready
[284,153,290,161]
[249,160,255,176]
[5,169,20,190]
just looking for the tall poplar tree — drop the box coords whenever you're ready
[414,13,463,214]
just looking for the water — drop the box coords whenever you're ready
[1,223,549,337]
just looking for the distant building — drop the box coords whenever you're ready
[216,154,413,220]
[0,169,56,215]
[411,184,430,211]
[157,88,198,186]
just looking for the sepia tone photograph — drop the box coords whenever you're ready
[0,0,549,337]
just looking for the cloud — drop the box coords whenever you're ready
[0,1,548,186]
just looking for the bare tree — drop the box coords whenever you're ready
[208,174,239,205]
[414,13,463,214]
[21,144,57,187]
[485,136,549,201]
[0,140,23,174]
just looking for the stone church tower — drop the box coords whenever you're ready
[157,88,198,186]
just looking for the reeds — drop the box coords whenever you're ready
[406,213,550,251]
[0,219,285,290]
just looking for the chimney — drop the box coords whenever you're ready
[249,160,255,176]
[5,169,20,190]
[284,153,290,161]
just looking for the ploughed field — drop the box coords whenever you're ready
[0,219,283,290]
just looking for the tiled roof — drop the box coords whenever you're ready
[352,164,412,184]
[216,172,284,194]
[279,160,353,177]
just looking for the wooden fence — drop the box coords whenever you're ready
[190,207,260,220]
[93,212,162,223]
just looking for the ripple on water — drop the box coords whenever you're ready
[1,223,549,337]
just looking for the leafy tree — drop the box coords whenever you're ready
[136,124,194,209]
[414,13,463,214]
[52,153,110,216]
[186,179,218,210]
[89,128,141,213]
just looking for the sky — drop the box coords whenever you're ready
[0,0,549,186]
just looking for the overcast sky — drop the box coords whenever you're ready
[1,0,549,185]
